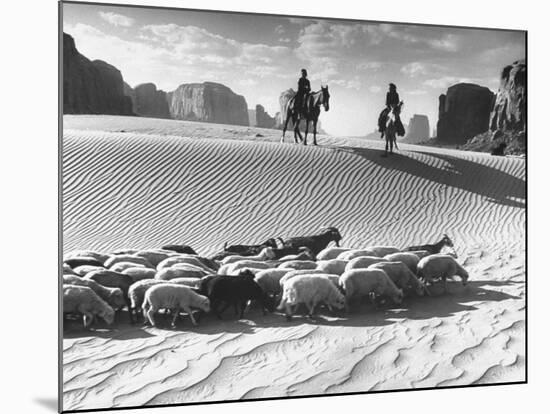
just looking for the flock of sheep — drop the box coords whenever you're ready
[62,227,468,330]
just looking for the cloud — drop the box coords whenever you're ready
[98,12,135,27]
[401,62,447,77]
[369,85,382,93]
[332,77,362,90]
[357,61,383,71]
[423,76,481,89]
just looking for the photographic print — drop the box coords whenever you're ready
[60,1,526,411]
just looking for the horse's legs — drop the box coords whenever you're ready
[313,119,318,146]
[303,119,309,146]
[389,133,394,154]
[294,118,303,144]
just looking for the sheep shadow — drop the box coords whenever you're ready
[335,146,525,209]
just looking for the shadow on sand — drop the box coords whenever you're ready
[331,146,525,209]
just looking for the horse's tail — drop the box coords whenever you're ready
[282,99,294,139]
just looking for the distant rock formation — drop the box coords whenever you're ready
[255,105,276,128]
[404,114,430,143]
[490,59,526,133]
[275,89,327,134]
[63,33,133,115]
[130,83,171,119]
[167,82,249,126]
[436,83,494,144]
[248,109,257,127]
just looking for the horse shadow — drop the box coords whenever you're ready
[333,146,525,209]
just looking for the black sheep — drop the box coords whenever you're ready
[199,271,274,319]
[64,257,104,269]
[161,244,198,255]
[223,238,279,255]
[84,269,135,323]
[281,227,342,256]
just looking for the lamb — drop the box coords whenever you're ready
[281,227,342,256]
[161,244,198,255]
[220,247,276,265]
[63,274,126,310]
[316,259,349,275]
[64,257,104,269]
[337,249,378,261]
[345,256,388,272]
[63,250,109,265]
[384,252,422,273]
[368,261,427,296]
[254,269,291,296]
[110,262,147,273]
[156,266,206,281]
[278,275,346,320]
[316,247,351,260]
[63,285,115,328]
[277,260,317,271]
[142,284,210,327]
[72,265,104,276]
[338,269,403,308]
[404,234,454,255]
[364,246,401,257]
[200,272,274,319]
[219,260,271,276]
[104,254,154,269]
[416,254,469,293]
[84,269,135,322]
[122,267,156,282]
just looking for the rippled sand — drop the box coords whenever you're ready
[62,115,525,411]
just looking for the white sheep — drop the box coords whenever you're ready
[220,247,276,265]
[122,267,156,282]
[219,260,272,275]
[104,254,154,269]
[110,261,147,273]
[142,284,211,327]
[156,267,206,281]
[134,249,178,267]
[417,254,469,293]
[406,250,431,259]
[277,260,317,271]
[337,249,378,260]
[156,256,215,273]
[316,247,351,261]
[345,256,388,272]
[254,269,291,296]
[63,263,77,275]
[278,274,346,320]
[338,268,404,308]
[369,261,427,296]
[364,246,401,257]
[63,250,109,265]
[63,274,126,310]
[171,263,210,276]
[63,284,115,328]
[316,259,349,275]
[128,279,167,315]
[169,277,203,289]
[384,252,422,274]
[73,265,104,277]
[279,269,327,287]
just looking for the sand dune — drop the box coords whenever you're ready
[62,115,525,411]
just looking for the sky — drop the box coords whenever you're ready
[63,2,525,136]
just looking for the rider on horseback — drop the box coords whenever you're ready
[378,83,405,137]
[295,69,311,116]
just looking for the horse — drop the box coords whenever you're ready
[383,101,403,156]
[281,86,330,146]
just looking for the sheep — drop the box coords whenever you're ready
[112,248,139,255]
[142,284,210,327]
[104,254,154,269]
[156,267,206,281]
[316,259,349,275]
[254,269,291,296]
[63,285,115,328]
[73,265,104,277]
[368,261,427,297]
[63,250,109,265]
[338,269,403,309]
[63,263,78,275]
[219,260,271,276]
[200,272,274,319]
[345,256,388,272]
[404,234,454,255]
[84,269,135,322]
[161,244,198,255]
[364,246,401,257]
[266,246,314,260]
[417,254,469,293]
[281,227,342,256]
[128,279,168,319]
[278,249,316,262]
[278,274,346,320]
[220,247,276,265]
[63,274,126,310]
[222,238,279,255]
[64,257,104,269]
[384,252,421,273]
[337,249,378,260]
[156,256,215,273]
[169,277,203,289]
[134,249,178,267]
[405,250,431,259]
[277,260,317,271]
[122,267,156,282]
[316,247,352,261]
[109,262,147,273]
[279,269,327,287]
